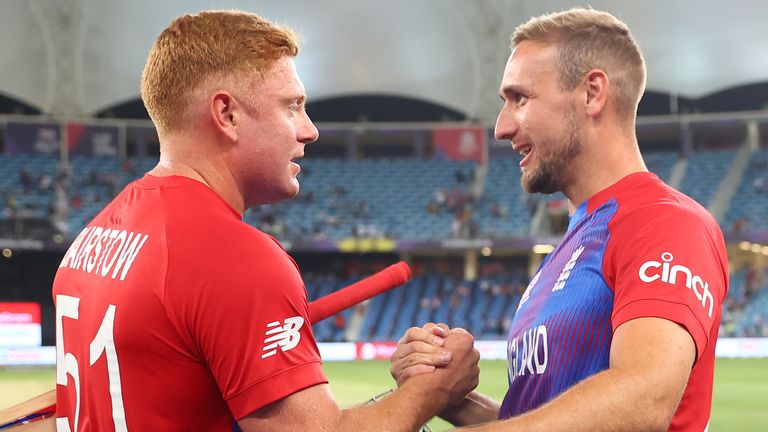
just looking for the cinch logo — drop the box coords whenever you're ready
[262,316,304,359]
[638,252,714,318]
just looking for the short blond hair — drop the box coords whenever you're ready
[512,8,646,121]
[140,10,299,134]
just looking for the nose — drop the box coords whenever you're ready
[494,105,518,142]
[299,112,319,144]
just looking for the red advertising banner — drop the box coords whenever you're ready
[355,341,398,360]
[0,302,41,324]
[432,127,486,164]
[0,302,42,346]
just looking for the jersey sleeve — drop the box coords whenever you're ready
[604,205,727,359]
[165,229,327,420]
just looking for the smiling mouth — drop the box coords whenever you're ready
[514,144,533,167]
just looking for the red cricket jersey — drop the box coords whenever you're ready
[603,173,728,431]
[52,175,327,431]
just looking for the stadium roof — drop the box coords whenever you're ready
[1,0,766,121]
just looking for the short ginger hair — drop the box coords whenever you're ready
[140,10,299,135]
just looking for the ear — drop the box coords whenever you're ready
[582,69,609,118]
[209,91,239,142]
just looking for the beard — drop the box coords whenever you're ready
[520,109,582,195]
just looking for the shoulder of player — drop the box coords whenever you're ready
[163,221,300,295]
[170,216,287,258]
[611,184,717,233]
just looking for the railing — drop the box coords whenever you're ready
[1,109,766,160]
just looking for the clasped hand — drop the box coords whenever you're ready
[390,323,480,407]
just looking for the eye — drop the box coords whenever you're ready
[501,90,528,107]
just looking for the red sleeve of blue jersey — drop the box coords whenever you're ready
[605,205,727,358]
[167,228,327,419]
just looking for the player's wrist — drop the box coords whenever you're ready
[439,391,498,426]
[401,373,453,409]
[438,393,473,425]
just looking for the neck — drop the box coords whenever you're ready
[148,132,245,214]
[562,126,647,206]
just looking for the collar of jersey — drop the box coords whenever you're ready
[567,171,658,231]
[138,174,242,220]
[567,200,589,231]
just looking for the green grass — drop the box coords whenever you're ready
[2,359,766,431]
[710,358,768,430]
[324,360,510,431]
[327,359,768,431]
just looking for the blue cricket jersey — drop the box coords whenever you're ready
[498,172,728,432]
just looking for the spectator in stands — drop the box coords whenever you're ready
[301,189,315,203]
[330,184,348,196]
[55,164,72,189]
[333,313,346,339]
[51,181,69,234]
[426,199,440,214]
[451,211,463,238]
[391,8,728,432]
[753,175,765,193]
[732,217,749,233]
[450,283,471,313]
[19,169,33,193]
[5,194,17,212]
[38,173,53,191]
[53,11,479,432]
[434,189,447,207]
[353,200,369,218]
[69,194,82,209]
[447,185,467,211]
[122,159,138,177]
[490,200,507,219]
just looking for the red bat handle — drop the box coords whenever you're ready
[308,261,412,323]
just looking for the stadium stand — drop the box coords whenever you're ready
[245,158,477,241]
[474,155,532,237]
[724,149,768,232]
[721,266,768,337]
[0,155,59,221]
[642,150,678,183]
[1,148,762,240]
[678,149,738,208]
[310,269,527,342]
[1,133,767,341]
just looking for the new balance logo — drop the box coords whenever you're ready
[638,252,714,318]
[261,316,304,359]
[552,245,584,292]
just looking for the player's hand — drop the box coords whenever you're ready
[430,328,481,407]
[390,322,453,387]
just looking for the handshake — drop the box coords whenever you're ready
[389,323,481,413]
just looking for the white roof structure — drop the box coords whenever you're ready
[1,0,767,121]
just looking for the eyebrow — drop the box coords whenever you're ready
[500,85,526,100]
[281,95,306,105]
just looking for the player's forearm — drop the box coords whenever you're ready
[454,368,678,432]
[440,391,500,426]
[336,375,452,431]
